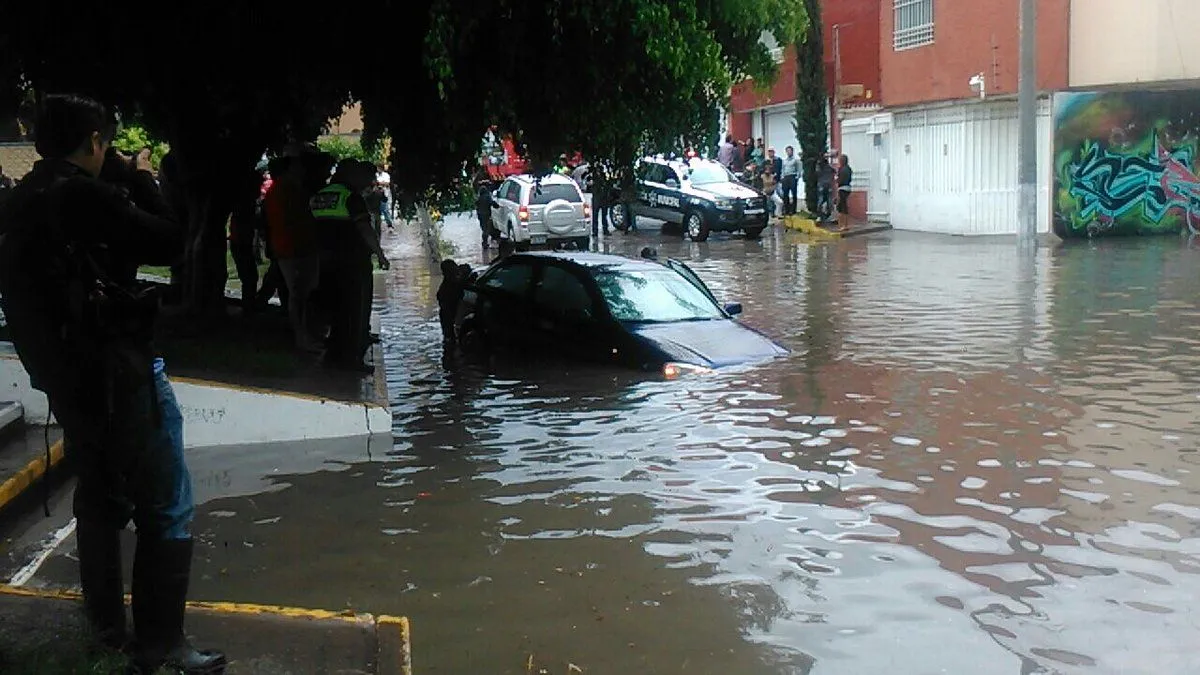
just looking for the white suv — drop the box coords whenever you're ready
[491,174,592,250]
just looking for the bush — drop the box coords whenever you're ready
[316,136,382,164]
[111,124,169,170]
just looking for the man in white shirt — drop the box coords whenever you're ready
[374,163,394,229]
[781,146,801,215]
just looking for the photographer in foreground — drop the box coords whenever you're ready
[0,94,225,674]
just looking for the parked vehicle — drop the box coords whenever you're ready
[492,174,592,250]
[613,156,769,242]
[454,251,788,375]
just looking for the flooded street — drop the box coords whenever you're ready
[185,219,1199,673]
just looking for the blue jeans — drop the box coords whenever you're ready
[150,358,194,540]
[64,356,194,541]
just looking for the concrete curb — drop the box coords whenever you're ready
[0,584,413,675]
[0,439,64,515]
[781,215,893,239]
[781,215,843,239]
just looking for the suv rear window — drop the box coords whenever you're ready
[527,183,582,205]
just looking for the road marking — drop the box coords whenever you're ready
[9,517,76,587]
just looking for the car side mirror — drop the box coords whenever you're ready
[724,303,743,317]
[665,178,679,188]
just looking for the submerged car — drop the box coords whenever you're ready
[454,251,787,375]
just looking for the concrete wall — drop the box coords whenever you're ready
[1070,0,1200,87]
[1,349,390,448]
[1053,88,1200,238]
[881,0,1069,107]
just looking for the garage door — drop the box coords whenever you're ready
[765,109,801,157]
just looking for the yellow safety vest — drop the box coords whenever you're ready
[310,183,353,220]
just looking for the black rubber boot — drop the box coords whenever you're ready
[76,521,127,652]
[131,538,226,674]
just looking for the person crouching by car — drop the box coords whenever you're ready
[0,93,224,674]
[436,259,465,346]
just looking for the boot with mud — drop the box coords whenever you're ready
[76,521,128,654]
[130,538,226,674]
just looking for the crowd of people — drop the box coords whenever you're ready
[231,149,392,373]
[716,134,854,231]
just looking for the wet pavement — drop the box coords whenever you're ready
[9,218,1200,673]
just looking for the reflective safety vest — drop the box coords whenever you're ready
[310,182,353,220]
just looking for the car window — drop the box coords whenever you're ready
[505,182,522,202]
[687,163,732,185]
[535,265,595,317]
[663,167,682,185]
[528,183,583,205]
[481,262,534,296]
[593,269,725,323]
[636,161,656,181]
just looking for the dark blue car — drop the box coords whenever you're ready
[454,251,787,376]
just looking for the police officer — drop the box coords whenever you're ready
[0,95,225,673]
[310,159,389,372]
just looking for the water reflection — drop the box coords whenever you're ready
[179,224,1199,673]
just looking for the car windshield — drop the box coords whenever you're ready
[593,269,725,323]
[687,163,732,185]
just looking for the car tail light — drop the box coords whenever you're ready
[519,205,530,222]
[584,202,592,219]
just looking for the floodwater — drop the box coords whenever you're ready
[186,220,1200,672]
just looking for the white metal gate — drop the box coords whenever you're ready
[887,98,1051,235]
[840,114,892,222]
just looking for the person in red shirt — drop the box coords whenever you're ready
[263,153,324,351]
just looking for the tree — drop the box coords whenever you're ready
[794,0,828,215]
[0,1,806,313]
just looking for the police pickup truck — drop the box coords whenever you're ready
[613,156,768,242]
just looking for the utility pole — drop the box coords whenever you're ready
[1017,0,1037,243]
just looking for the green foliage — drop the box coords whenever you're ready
[316,135,383,164]
[794,0,828,213]
[1,1,807,310]
[111,123,169,169]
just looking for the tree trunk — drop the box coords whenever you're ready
[794,0,828,215]
[182,187,234,317]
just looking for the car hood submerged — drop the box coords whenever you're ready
[627,318,787,368]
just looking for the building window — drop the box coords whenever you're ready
[894,0,934,50]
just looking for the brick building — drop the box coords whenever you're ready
[730,0,1200,237]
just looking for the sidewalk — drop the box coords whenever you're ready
[780,214,892,240]
[0,585,411,675]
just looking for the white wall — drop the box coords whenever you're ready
[0,350,390,448]
[1071,0,1200,87]
[886,98,1052,235]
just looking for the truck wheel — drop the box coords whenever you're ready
[685,211,710,242]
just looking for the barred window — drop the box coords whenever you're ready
[894,0,934,50]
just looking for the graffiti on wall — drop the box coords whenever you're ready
[1054,90,1200,239]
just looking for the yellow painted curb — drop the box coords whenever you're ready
[0,439,65,512]
[0,585,413,675]
[781,215,842,239]
[378,615,414,675]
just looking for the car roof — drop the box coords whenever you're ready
[509,173,578,186]
[641,155,722,172]
[497,250,668,273]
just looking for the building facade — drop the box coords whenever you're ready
[1053,0,1200,239]
[728,0,882,222]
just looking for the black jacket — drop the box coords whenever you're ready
[0,159,182,397]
